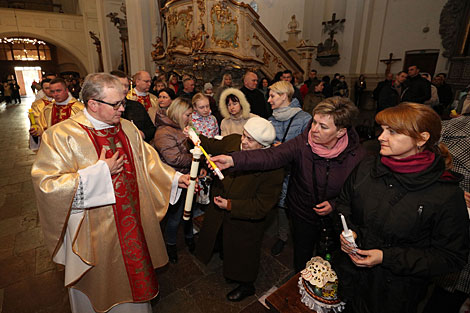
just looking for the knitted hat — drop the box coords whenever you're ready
[243,117,276,147]
[204,82,213,92]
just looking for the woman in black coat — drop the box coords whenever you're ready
[336,103,469,313]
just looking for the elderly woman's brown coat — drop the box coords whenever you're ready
[195,134,284,282]
[151,110,191,173]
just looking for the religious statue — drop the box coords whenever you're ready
[317,37,339,57]
[288,15,299,33]
[89,31,103,71]
[316,13,345,66]
[191,24,209,54]
[151,36,165,60]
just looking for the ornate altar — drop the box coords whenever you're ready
[152,0,303,84]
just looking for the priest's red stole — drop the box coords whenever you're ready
[137,95,152,111]
[51,102,74,126]
[80,123,159,301]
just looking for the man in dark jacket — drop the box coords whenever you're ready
[434,73,453,108]
[402,65,431,103]
[377,71,408,112]
[240,71,271,118]
[176,76,197,99]
[373,72,393,101]
[111,70,156,142]
[281,69,303,107]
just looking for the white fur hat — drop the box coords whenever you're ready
[243,117,276,147]
[204,82,213,91]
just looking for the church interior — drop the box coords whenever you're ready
[0,0,470,312]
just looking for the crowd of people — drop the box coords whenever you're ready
[0,79,21,104]
[27,66,470,313]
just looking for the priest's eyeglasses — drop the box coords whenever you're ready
[93,98,127,110]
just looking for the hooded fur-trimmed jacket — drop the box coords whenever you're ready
[218,88,257,136]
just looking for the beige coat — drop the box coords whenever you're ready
[218,88,257,136]
[31,111,174,312]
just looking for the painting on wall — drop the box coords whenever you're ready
[167,7,193,49]
[210,3,239,49]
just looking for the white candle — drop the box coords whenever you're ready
[340,213,349,232]
[183,147,203,221]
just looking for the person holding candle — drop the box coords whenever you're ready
[335,102,469,313]
[210,97,366,272]
[152,97,199,263]
[195,117,284,302]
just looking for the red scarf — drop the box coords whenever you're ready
[80,123,158,301]
[381,150,435,173]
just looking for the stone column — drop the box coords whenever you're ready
[96,0,114,72]
[125,0,158,74]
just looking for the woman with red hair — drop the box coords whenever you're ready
[336,102,469,313]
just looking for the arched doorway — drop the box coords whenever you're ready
[0,35,87,97]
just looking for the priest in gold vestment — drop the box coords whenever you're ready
[31,73,189,313]
[29,78,54,150]
[127,70,159,121]
[30,78,84,137]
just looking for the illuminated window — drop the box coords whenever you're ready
[0,37,51,61]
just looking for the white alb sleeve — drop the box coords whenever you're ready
[170,172,183,205]
[72,160,116,210]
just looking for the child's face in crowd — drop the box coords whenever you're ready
[227,98,241,116]
[195,98,211,117]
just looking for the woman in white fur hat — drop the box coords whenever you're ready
[195,117,284,302]
[218,88,258,136]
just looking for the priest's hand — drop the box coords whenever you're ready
[178,174,191,188]
[210,155,234,170]
[100,148,124,175]
[349,249,383,268]
[29,127,41,137]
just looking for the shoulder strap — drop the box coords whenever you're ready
[281,112,300,143]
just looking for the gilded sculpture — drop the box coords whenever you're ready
[210,2,239,49]
[191,24,209,54]
[167,7,193,49]
[151,36,165,60]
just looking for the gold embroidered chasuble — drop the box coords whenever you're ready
[127,90,159,122]
[30,97,52,122]
[31,111,174,312]
[37,97,84,134]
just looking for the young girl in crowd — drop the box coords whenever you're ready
[191,93,219,138]
[219,88,256,136]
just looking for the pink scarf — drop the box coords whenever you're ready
[308,128,349,159]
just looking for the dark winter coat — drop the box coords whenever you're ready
[240,86,271,118]
[231,126,366,225]
[195,135,284,282]
[303,92,325,115]
[122,98,156,143]
[402,75,431,104]
[334,155,469,313]
[377,81,403,112]
[151,111,191,173]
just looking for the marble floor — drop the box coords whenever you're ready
[0,96,296,313]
